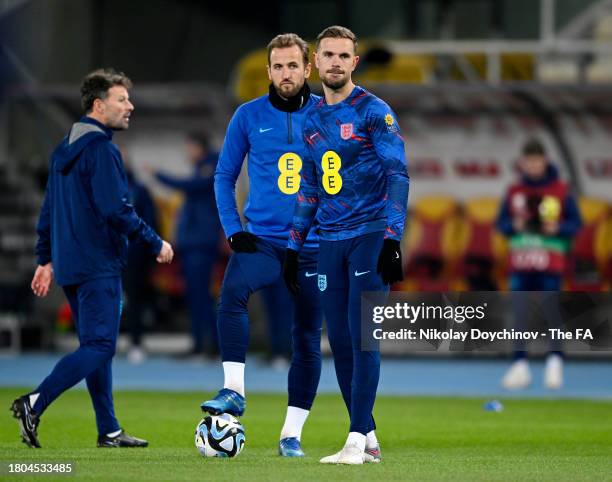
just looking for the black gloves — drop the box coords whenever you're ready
[283,249,300,296]
[377,239,404,285]
[228,231,259,253]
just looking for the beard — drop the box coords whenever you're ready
[107,115,129,131]
[321,72,349,90]
[274,80,303,99]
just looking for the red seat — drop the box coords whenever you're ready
[566,198,610,291]
[401,196,459,291]
[454,197,508,290]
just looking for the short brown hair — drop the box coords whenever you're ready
[81,68,132,113]
[267,33,309,67]
[315,25,358,53]
[522,138,546,156]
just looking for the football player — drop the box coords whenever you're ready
[200,33,323,458]
[284,26,409,464]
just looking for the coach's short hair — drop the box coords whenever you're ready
[315,25,358,53]
[267,33,310,67]
[81,68,132,113]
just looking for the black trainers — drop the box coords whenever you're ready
[10,395,41,448]
[97,429,148,448]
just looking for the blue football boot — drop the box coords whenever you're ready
[200,388,245,416]
[279,437,305,457]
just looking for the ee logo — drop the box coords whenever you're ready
[277,150,344,195]
[277,152,302,194]
[321,150,342,195]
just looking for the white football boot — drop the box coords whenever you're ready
[320,442,364,465]
[544,354,563,390]
[501,359,531,390]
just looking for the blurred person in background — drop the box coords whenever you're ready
[122,149,159,364]
[496,138,582,390]
[200,33,323,458]
[12,68,173,449]
[153,132,221,359]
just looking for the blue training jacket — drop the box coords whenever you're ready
[35,116,162,286]
[155,153,220,249]
[215,87,320,249]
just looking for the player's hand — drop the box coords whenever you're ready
[156,240,174,263]
[228,231,259,253]
[377,239,404,285]
[283,249,300,296]
[542,220,559,236]
[31,263,53,297]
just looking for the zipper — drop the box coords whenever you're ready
[287,112,293,144]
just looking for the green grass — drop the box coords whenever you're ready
[1,388,611,481]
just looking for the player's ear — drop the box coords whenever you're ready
[266,65,272,81]
[304,62,312,79]
[353,55,360,70]
[93,97,105,115]
[314,52,320,69]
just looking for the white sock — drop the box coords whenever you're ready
[366,430,378,449]
[280,406,310,440]
[106,429,121,438]
[223,361,245,396]
[28,393,40,408]
[346,432,366,451]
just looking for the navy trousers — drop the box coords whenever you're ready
[261,278,293,358]
[318,231,387,435]
[180,246,219,354]
[510,272,563,357]
[217,237,322,410]
[33,276,122,436]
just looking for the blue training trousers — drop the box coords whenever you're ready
[217,237,322,410]
[318,231,387,435]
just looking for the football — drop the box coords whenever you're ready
[194,414,245,458]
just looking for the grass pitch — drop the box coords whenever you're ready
[0,388,611,481]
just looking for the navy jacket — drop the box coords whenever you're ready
[35,117,162,286]
[155,153,220,249]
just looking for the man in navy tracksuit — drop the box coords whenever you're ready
[200,33,322,457]
[11,68,174,448]
[154,133,221,357]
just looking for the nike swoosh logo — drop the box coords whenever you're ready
[395,252,400,259]
[354,270,370,277]
[305,272,317,277]
[259,127,274,133]
[309,132,318,139]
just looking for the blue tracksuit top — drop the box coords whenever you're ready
[215,90,320,249]
[155,153,220,249]
[288,86,409,250]
[35,116,162,286]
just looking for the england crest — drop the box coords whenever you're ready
[340,123,353,140]
[318,274,327,292]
